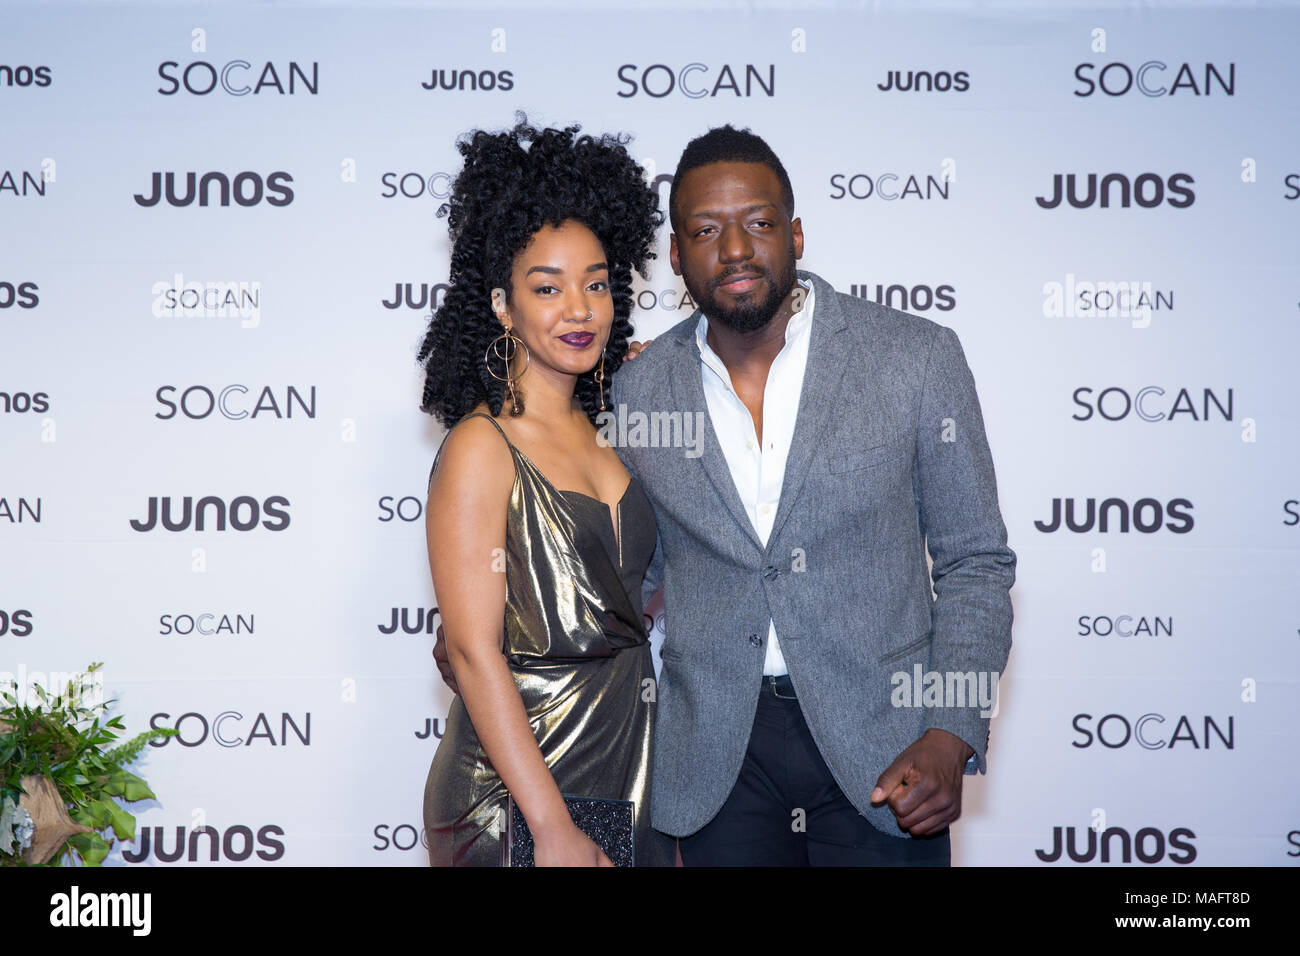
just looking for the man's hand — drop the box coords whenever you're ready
[432,623,459,696]
[870,729,974,836]
[624,339,654,361]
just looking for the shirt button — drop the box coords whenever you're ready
[746,439,755,450]
[748,633,762,647]
[759,504,773,515]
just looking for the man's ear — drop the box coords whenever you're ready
[668,234,681,277]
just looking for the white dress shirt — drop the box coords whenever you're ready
[694,277,814,676]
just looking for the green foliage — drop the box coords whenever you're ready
[0,662,176,867]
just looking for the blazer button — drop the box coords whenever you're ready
[749,633,762,647]
[762,566,780,580]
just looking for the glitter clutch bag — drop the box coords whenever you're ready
[505,794,635,867]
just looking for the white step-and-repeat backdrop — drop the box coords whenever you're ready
[2,0,1298,865]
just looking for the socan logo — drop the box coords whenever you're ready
[147,711,310,747]
[134,171,294,207]
[379,496,424,522]
[616,63,775,98]
[1071,713,1234,749]
[122,825,285,863]
[1033,497,1193,534]
[1071,386,1234,422]
[1073,61,1234,97]
[372,824,430,851]
[0,169,46,198]
[1035,826,1196,864]
[381,172,454,200]
[0,497,41,523]
[129,496,291,532]
[1076,615,1173,638]
[154,385,316,421]
[829,173,951,201]
[157,60,318,95]
[159,613,254,637]
[1036,172,1194,209]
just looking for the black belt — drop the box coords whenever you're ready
[761,674,797,699]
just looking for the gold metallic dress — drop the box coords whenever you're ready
[423,413,675,866]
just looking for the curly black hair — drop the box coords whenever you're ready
[417,111,664,429]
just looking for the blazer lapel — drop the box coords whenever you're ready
[767,270,855,547]
[666,325,765,552]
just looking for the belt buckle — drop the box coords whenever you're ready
[767,675,796,700]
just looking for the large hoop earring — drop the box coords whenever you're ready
[594,350,606,412]
[485,326,530,417]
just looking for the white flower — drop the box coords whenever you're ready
[0,797,35,856]
[13,806,34,850]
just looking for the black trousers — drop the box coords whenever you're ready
[677,688,951,866]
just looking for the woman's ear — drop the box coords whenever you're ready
[490,287,508,327]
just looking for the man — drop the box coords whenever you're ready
[438,124,1016,866]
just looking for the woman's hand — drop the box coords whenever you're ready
[533,820,615,867]
[624,339,654,361]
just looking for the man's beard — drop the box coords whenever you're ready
[686,248,798,334]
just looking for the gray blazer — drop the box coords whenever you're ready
[610,268,1016,839]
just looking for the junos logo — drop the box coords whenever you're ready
[1036,172,1194,209]
[0,610,33,637]
[877,69,969,92]
[421,68,514,92]
[383,282,449,312]
[0,390,49,413]
[848,283,956,312]
[379,607,439,635]
[129,496,291,532]
[1035,826,1196,864]
[0,281,39,308]
[0,64,51,87]
[1033,497,1194,534]
[122,825,285,863]
[134,171,294,208]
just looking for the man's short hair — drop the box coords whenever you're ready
[669,124,795,234]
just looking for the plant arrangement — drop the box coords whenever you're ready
[0,663,176,865]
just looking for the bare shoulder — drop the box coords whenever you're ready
[428,412,515,507]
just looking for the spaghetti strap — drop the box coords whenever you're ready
[427,411,516,492]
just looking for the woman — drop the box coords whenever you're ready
[415,115,673,866]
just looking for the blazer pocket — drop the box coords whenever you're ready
[876,634,931,665]
[828,439,911,475]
